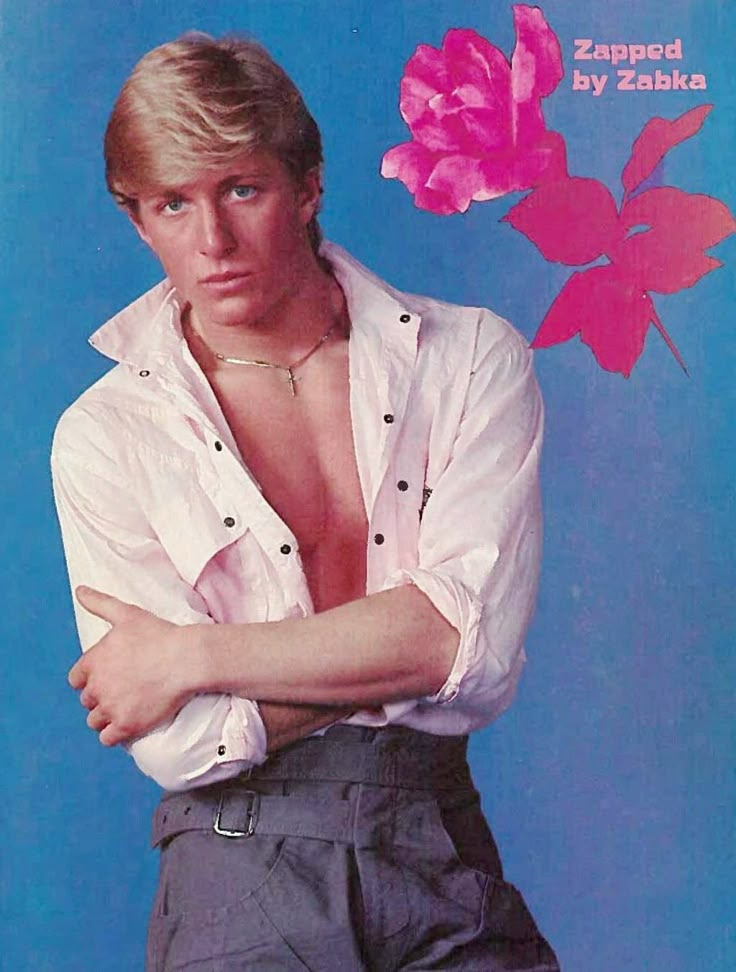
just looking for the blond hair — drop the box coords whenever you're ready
[104,33,323,253]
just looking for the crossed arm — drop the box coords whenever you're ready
[69,583,458,749]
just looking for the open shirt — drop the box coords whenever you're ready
[51,243,544,791]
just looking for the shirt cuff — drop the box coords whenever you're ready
[380,566,483,704]
[218,697,268,767]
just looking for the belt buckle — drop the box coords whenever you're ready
[213,790,260,838]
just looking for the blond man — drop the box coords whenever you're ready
[53,34,559,971]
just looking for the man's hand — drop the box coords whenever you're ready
[68,587,198,747]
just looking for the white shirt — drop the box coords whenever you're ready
[51,243,543,792]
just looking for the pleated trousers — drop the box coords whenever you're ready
[146,725,559,971]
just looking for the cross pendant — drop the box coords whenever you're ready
[286,369,297,397]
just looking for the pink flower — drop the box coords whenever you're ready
[381,5,566,215]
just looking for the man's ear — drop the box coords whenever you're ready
[126,206,153,248]
[298,166,323,224]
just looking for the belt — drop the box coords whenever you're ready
[151,788,356,848]
[151,728,473,849]
[239,728,472,790]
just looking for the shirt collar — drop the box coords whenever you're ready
[87,241,420,371]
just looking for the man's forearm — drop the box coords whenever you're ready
[69,584,458,747]
[260,701,355,753]
[185,585,459,708]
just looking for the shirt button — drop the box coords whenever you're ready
[383,413,394,424]
[280,543,292,555]
[399,313,411,323]
[217,745,226,756]
[397,480,409,491]
[374,533,385,545]
[214,440,223,452]
[223,516,236,528]
[138,369,150,377]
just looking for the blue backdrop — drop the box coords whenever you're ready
[3,2,734,969]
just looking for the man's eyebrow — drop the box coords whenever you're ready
[218,169,270,186]
[148,169,271,198]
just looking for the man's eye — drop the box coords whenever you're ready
[163,198,184,213]
[232,185,256,200]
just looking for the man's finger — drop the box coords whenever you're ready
[87,706,109,732]
[98,723,123,747]
[68,655,88,689]
[79,686,96,709]
[75,586,136,625]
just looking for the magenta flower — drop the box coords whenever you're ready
[381,5,567,215]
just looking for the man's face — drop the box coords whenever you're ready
[131,149,321,332]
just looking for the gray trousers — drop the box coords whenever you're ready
[147,726,559,971]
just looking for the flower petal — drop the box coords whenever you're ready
[511,4,564,104]
[442,28,512,103]
[402,44,450,101]
[381,142,466,215]
[426,154,485,213]
[380,141,438,195]
[459,106,513,152]
[478,130,567,198]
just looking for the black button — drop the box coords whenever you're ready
[383,414,394,424]
[280,544,292,555]
[217,745,226,756]
[374,533,385,545]
[397,480,409,491]
[138,369,150,377]
[214,440,223,452]
[399,313,411,323]
[223,516,236,528]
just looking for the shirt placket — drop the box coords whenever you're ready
[350,309,420,595]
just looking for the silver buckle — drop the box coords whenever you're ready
[213,790,260,838]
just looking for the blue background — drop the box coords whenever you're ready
[2,1,734,969]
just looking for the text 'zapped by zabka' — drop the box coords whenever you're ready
[572,38,706,96]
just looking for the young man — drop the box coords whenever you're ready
[53,34,559,971]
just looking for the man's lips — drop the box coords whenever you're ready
[199,270,252,285]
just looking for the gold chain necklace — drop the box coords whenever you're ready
[208,323,338,397]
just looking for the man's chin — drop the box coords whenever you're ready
[194,293,263,330]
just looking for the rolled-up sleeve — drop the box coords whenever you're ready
[382,317,543,730]
[51,412,268,791]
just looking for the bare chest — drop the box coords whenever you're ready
[211,346,368,611]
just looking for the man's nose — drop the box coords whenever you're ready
[197,203,236,258]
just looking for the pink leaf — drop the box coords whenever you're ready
[531,265,655,377]
[504,177,622,265]
[615,187,736,293]
[621,105,713,196]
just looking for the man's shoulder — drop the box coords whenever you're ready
[327,241,530,361]
[406,287,526,349]
[53,280,179,460]
[51,367,144,471]
[393,278,534,387]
